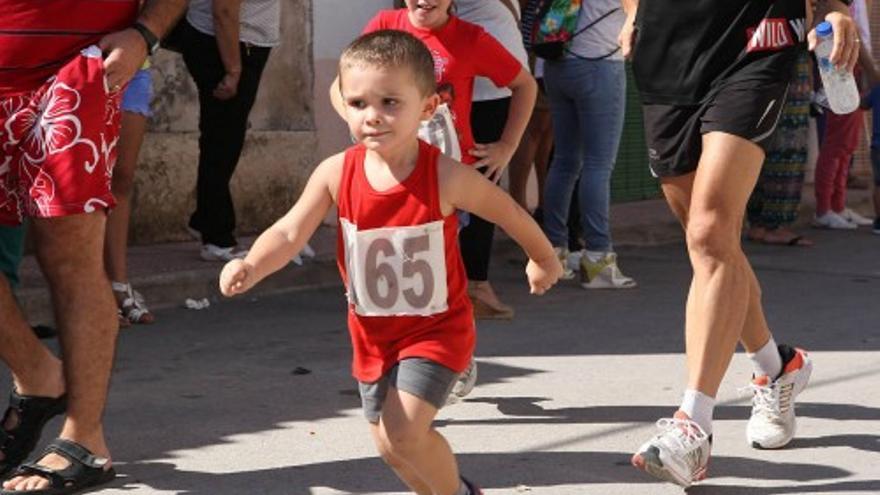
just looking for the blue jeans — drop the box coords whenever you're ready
[543,58,625,252]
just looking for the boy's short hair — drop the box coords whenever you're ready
[339,30,437,97]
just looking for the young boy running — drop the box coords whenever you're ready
[219,30,562,495]
[618,0,859,488]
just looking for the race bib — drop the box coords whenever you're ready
[417,103,461,161]
[341,219,448,316]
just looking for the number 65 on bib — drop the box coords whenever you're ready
[341,219,449,317]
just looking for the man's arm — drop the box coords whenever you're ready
[619,0,639,59]
[138,0,189,39]
[99,0,188,90]
[211,0,244,100]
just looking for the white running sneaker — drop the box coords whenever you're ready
[813,211,856,230]
[566,249,584,273]
[579,252,637,289]
[632,412,711,487]
[553,247,576,280]
[200,244,248,262]
[746,345,813,449]
[445,358,478,406]
[839,208,874,226]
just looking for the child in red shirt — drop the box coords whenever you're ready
[330,0,538,321]
[221,31,560,495]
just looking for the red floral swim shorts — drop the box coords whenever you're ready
[0,46,122,226]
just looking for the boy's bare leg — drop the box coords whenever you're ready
[369,423,432,495]
[374,387,461,495]
[672,132,766,396]
[3,212,117,491]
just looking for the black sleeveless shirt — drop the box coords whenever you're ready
[631,0,812,105]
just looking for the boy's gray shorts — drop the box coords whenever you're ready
[359,357,458,424]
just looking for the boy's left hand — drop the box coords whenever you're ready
[469,140,516,183]
[526,255,564,295]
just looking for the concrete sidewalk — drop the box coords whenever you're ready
[15,183,873,324]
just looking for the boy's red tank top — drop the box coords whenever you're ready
[336,140,474,382]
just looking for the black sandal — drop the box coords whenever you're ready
[1,390,67,478]
[0,439,115,494]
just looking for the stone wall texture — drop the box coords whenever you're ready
[131,0,315,244]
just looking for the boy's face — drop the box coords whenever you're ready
[404,0,453,29]
[340,64,437,153]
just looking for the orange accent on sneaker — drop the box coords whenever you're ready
[783,349,806,374]
[752,375,770,386]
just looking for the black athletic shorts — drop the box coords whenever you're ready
[642,76,790,178]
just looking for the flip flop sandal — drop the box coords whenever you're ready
[0,391,67,479]
[762,234,813,247]
[112,282,154,325]
[0,439,115,495]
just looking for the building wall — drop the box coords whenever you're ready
[130,0,316,244]
[313,0,393,162]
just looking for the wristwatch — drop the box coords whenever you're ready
[132,21,160,56]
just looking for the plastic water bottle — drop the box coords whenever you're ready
[814,21,860,114]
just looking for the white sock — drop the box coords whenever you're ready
[748,337,783,378]
[680,389,715,435]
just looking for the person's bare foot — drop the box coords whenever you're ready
[468,281,514,320]
[762,227,813,247]
[1,434,111,492]
[746,226,767,242]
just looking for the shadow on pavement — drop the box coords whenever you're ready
[689,480,880,494]
[437,397,880,428]
[112,451,852,495]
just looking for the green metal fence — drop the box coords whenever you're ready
[611,64,661,202]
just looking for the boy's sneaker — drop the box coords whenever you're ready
[579,252,637,289]
[632,411,711,488]
[446,358,478,405]
[873,217,880,235]
[839,208,873,226]
[746,345,813,449]
[553,247,575,280]
[200,244,248,262]
[813,211,856,230]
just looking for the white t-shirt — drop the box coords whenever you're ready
[456,0,528,102]
[187,0,281,47]
[567,0,625,61]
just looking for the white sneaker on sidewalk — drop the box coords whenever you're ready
[813,211,856,230]
[746,345,813,449]
[632,411,711,487]
[200,244,248,262]
[839,208,874,226]
[579,252,637,289]
[553,247,576,280]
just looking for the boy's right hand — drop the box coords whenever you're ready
[219,259,256,297]
[526,255,564,295]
